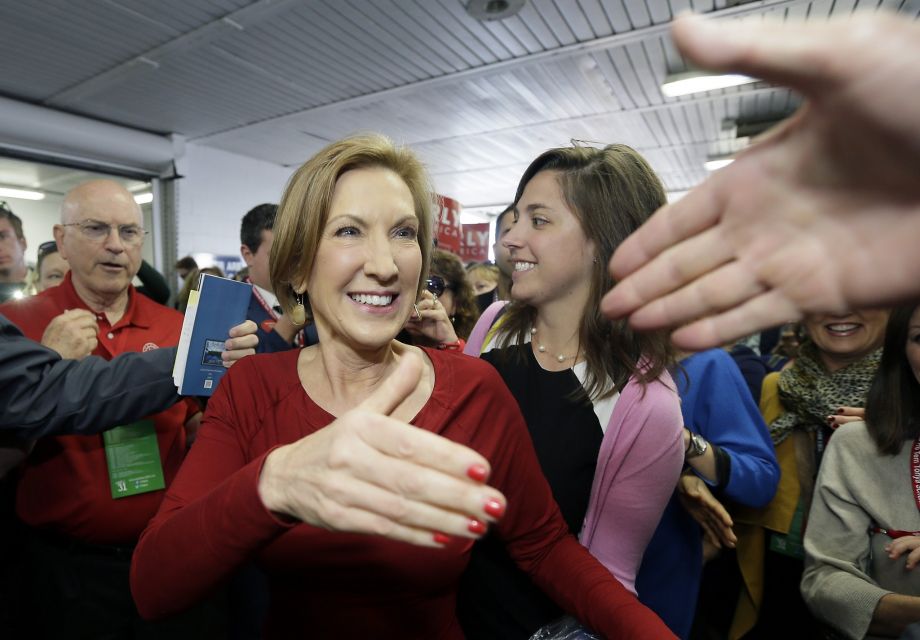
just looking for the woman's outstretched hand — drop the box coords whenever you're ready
[257,353,505,547]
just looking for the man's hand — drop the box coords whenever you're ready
[221,320,259,367]
[41,309,98,360]
[603,13,920,349]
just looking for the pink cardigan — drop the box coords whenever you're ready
[465,302,684,594]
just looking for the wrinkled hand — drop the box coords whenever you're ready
[827,406,865,430]
[678,473,736,550]
[603,13,920,349]
[257,353,505,547]
[220,320,259,367]
[41,309,98,360]
[404,291,459,345]
[886,535,920,570]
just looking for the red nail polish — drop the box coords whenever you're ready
[468,519,487,535]
[467,464,489,483]
[433,531,451,545]
[484,499,505,519]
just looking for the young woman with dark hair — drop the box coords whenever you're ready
[460,143,684,639]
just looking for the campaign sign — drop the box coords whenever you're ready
[435,195,462,253]
[459,223,490,263]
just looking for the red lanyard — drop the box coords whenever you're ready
[247,278,279,320]
[870,437,920,539]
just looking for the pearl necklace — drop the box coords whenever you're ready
[530,327,580,363]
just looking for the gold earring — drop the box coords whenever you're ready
[291,292,306,326]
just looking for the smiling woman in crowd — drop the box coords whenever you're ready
[129,134,674,639]
[460,144,684,639]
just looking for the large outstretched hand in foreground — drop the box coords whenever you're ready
[258,353,505,547]
[602,12,920,349]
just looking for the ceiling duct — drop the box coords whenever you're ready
[465,0,527,21]
[723,116,791,139]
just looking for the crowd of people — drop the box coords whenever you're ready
[1,8,920,640]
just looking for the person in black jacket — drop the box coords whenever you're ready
[0,311,257,436]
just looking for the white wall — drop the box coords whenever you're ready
[175,143,295,270]
[14,196,63,266]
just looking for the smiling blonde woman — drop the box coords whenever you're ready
[130,135,676,640]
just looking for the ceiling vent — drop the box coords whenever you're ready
[465,0,527,21]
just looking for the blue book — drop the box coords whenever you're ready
[173,273,252,396]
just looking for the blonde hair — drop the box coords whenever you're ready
[270,134,435,319]
[466,263,499,287]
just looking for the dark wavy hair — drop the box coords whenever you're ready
[864,301,920,455]
[494,143,675,400]
[430,249,478,340]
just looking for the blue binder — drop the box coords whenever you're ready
[173,273,252,396]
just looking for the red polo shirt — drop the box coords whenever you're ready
[0,272,194,545]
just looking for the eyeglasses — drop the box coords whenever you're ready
[60,220,148,245]
[37,240,58,258]
[425,275,447,298]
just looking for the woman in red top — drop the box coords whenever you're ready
[130,134,673,639]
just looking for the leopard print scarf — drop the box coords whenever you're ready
[769,342,882,445]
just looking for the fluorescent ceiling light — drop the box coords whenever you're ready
[134,192,153,204]
[704,158,735,171]
[0,187,45,201]
[662,72,757,98]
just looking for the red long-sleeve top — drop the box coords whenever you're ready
[131,347,673,639]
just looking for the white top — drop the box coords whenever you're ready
[253,283,280,310]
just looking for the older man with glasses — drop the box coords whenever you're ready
[0,179,223,639]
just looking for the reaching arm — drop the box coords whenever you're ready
[682,351,780,508]
[0,313,258,437]
[602,13,920,349]
[1,313,179,436]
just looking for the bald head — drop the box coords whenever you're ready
[54,179,146,306]
[62,179,142,225]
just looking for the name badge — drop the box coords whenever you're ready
[103,420,166,499]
